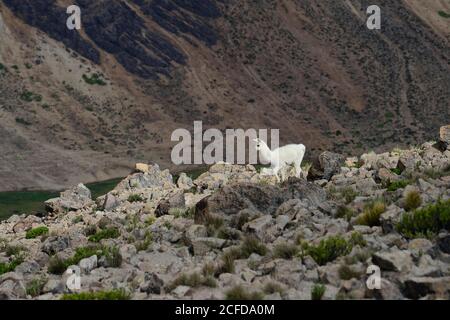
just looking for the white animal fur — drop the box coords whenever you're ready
[254,138,306,182]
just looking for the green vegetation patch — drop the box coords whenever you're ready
[311,284,326,300]
[82,73,107,86]
[61,289,130,300]
[355,200,386,227]
[25,226,49,239]
[397,199,450,239]
[20,90,42,102]
[88,227,120,242]
[0,256,24,275]
[438,10,450,18]
[387,180,410,192]
[301,235,352,266]
[225,285,264,300]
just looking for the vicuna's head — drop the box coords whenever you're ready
[253,138,266,151]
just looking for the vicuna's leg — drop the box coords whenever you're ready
[295,160,302,178]
[272,166,281,182]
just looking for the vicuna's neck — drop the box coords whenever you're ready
[259,143,273,162]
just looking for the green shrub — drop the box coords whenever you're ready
[387,180,409,192]
[341,187,358,204]
[47,256,68,275]
[26,226,49,239]
[88,227,120,242]
[301,236,352,265]
[82,73,107,86]
[61,289,130,300]
[15,117,32,126]
[336,205,355,221]
[311,284,326,300]
[438,10,450,18]
[397,199,450,239]
[0,256,24,275]
[263,282,285,295]
[4,244,26,257]
[338,265,362,280]
[273,242,298,259]
[240,236,268,258]
[349,232,367,247]
[103,246,122,267]
[404,190,422,211]
[168,272,216,292]
[20,90,42,102]
[127,194,143,203]
[26,277,47,297]
[225,285,263,300]
[355,200,386,227]
[390,168,402,175]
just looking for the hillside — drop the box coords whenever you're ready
[0,0,449,191]
[0,126,449,299]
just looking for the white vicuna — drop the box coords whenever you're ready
[254,138,306,182]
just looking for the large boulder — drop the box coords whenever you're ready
[114,164,174,191]
[318,151,345,180]
[45,183,93,214]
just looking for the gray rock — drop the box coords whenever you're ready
[79,255,98,274]
[15,261,40,274]
[192,237,226,256]
[45,183,93,213]
[402,276,450,299]
[42,236,70,255]
[140,273,164,294]
[319,151,345,180]
[372,248,413,272]
[0,272,26,299]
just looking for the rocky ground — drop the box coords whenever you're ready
[0,126,449,300]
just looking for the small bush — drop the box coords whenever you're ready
[61,289,130,300]
[103,246,122,267]
[20,90,42,102]
[338,265,362,280]
[263,282,285,295]
[240,236,268,258]
[225,285,263,300]
[355,200,386,227]
[390,168,402,175]
[15,117,32,126]
[26,226,49,239]
[387,180,409,192]
[134,231,153,252]
[127,194,143,203]
[349,232,367,247]
[336,205,355,221]
[4,244,26,257]
[438,10,450,18]
[168,272,216,292]
[82,73,107,86]
[302,236,352,265]
[404,190,422,211]
[0,256,24,275]
[273,242,298,259]
[88,228,120,242]
[397,199,450,239]
[341,187,358,204]
[311,284,326,300]
[26,277,47,297]
[216,249,239,274]
[47,256,68,275]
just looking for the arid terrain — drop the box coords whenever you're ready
[0,0,449,191]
